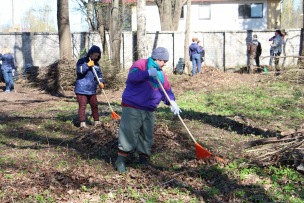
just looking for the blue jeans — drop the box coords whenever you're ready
[191,53,201,76]
[269,50,274,66]
[2,69,14,91]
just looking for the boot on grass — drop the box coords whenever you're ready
[115,155,127,173]
[139,153,149,166]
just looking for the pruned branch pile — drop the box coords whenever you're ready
[244,124,304,171]
[36,59,77,96]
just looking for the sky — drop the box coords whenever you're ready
[0,0,87,32]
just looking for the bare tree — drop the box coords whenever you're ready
[184,0,191,75]
[96,2,109,57]
[57,0,72,59]
[109,0,122,72]
[72,0,109,56]
[73,0,132,67]
[22,6,57,32]
[155,0,186,31]
[281,0,300,29]
[137,0,147,59]
[300,0,304,64]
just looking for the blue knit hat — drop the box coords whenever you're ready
[151,47,169,61]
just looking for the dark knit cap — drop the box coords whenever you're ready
[87,45,101,61]
[151,47,169,61]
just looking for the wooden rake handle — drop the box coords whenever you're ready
[91,65,114,112]
[156,77,198,144]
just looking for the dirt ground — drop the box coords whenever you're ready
[0,66,303,202]
[0,67,263,161]
[0,66,255,114]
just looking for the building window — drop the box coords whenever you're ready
[180,6,184,18]
[199,5,211,20]
[238,3,263,19]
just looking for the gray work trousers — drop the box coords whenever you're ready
[118,106,155,155]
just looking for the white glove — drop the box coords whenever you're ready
[170,100,181,115]
[148,68,157,77]
[12,69,15,76]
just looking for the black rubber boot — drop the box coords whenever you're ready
[139,153,149,166]
[115,155,127,173]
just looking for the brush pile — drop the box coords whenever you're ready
[280,68,304,84]
[21,57,126,96]
[20,59,77,96]
[244,124,304,171]
[36,59,77,96]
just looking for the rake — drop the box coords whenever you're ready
[156,77,224,162]
[91,65,121,120]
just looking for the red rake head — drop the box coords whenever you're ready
[111,112,121,120]
[195,143,225,163]
[195,142,212,159]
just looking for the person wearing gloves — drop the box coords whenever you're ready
[0,47,16,92]
[115,47,181,172]
[74,45,104,129]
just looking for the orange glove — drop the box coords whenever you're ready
[99,82,105,89]
[87,60,94,67]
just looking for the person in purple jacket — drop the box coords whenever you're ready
[189,37,203,76]
[0,47,16,92]
[74,45,104,129]
[115,47,181,172]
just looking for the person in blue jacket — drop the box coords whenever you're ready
[115,47,181,172]
[74,45,104,129]
[0,47,16,92]
[189,37,204,76]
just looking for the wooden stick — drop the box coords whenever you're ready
[156,77,197,143]
[255,140,304,159]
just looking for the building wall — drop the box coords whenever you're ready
[143,1,270,32]
[0,29,301,74]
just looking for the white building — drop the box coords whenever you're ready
[131,0,281,31]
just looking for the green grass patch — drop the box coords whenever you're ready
[174,81,303,128]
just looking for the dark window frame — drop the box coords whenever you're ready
[238,3,263,19]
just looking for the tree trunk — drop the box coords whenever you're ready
[184,0,191,75]
[96,2,108,57]
[57,0,72,60]
[300,1,304,64]
[110,0,121,73]
[155,0,186,31]
[87,0,95,31]
[137,0,147,59]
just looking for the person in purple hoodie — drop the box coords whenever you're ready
[0,47,16,92]
[115,47,181,172]
[189,37,203,76]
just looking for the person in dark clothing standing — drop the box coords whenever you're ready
[74,45,104,129]
[189,37,203,76]
[0,47,15,92]
[247,34,262,73]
